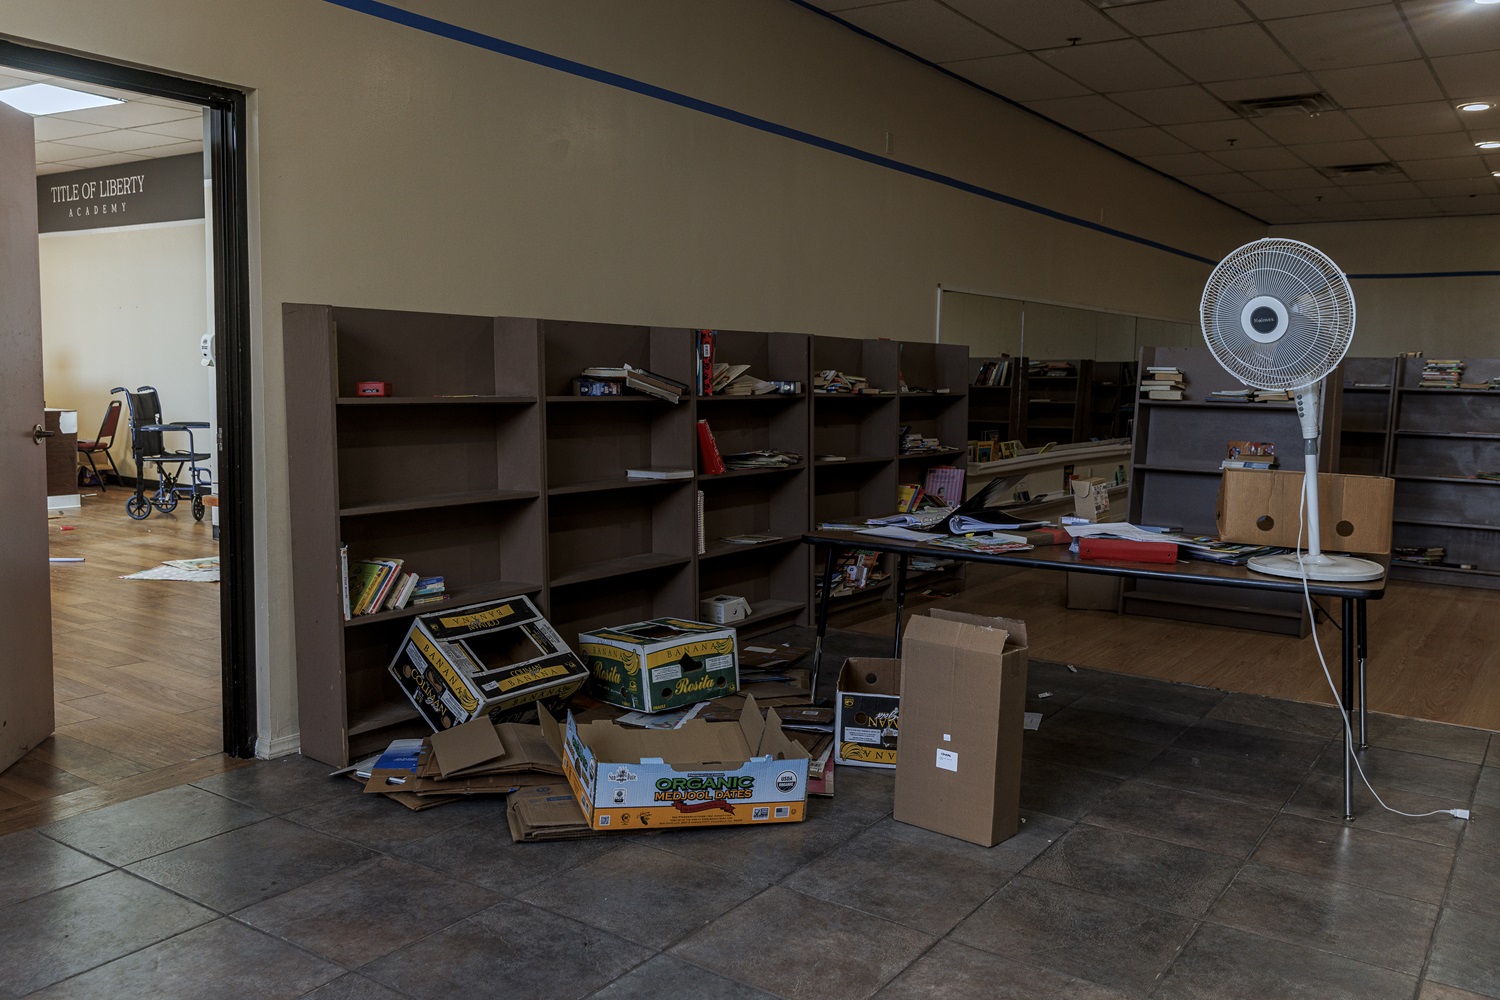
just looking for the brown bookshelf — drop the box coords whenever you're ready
[1019,358,1093,447]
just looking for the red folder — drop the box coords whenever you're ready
[1078,537,1179,564]
[697,419,726,475]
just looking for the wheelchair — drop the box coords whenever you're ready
[112,385,213,521]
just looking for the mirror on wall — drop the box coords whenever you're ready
[937,289,1196,363]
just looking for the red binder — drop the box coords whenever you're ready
[1078,537,1179,564]
[697,419,726,475]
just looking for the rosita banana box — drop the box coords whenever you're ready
[388,595,589,731]
[539,694,808,830]
[835,657,901,768]
[577,618,738,713]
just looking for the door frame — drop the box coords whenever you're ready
[0,39,257,758]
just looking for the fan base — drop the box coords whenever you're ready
[1247,552,1385,582]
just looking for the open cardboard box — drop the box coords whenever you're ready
[540,693,809,831]
[1216,469,1393,554]
[835,657,901,768]
[578,617,739,713]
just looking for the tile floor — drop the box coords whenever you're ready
[3,631,1499,999]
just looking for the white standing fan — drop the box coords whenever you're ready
[1200,238,1384,582]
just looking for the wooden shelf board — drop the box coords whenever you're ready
[696,393,806,402]
[1394,430,1500,441]
[1399,388,1500,396]
[1393,517,1500,533]
[1392,475,1500,487]
[699,537,801,561]
[898,448,965,460]
[700,464,807,482]
[544,395,676,404]
[812,393,897,403]
[337,395,536,406]
[1342,387,1392,393]
[347,701,422,737]
[1341,428,1389,436]
[736,599,806,628]
[344,578,543,629]
[548,476,691,496]
[815,455,894,468]
[550,552,691,588]
[1140,400,1296,410]
[340,488,540,517]
[1391,562,1500,578]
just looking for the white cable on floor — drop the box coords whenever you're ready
[1295,472,1469,821]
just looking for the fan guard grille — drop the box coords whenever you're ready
[1200,238,1355,390]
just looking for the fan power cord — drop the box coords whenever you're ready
[1295,475,1469,821]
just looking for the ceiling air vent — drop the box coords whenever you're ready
[1319,162,1405,179]
[1226,93,1339,117]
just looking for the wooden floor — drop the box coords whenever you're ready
[834,563,1500,733]
[0,491,247,835]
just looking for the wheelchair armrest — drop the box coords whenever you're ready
[139,423,183,432]
[176,421,210,428]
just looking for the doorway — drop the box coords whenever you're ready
[0,40,255,789]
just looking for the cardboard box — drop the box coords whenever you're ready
[578,618,738,713]
[1071,477,1110,521]
[388,595,589,731]
[540,694,809,830]
[894,610,1028,847]
[1216,469,1394,554]
[835,657,901,768]
[1066,572,1122,611]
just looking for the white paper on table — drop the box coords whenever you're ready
[856,525,942,541]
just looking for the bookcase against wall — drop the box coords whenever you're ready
[695,330,812,633]
[1125,345,1341,636]
[284,305,546,767]
[967,355,1022,446]
[1337,357,1398,477]
[810,335,900,611]
[1020,358,1093,448]
[1387,356,1500,590]
[1089,361,1137,440]
[897,341,969,589]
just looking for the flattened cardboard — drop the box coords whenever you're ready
[835,657,902,768]
[893,609,1028,847]
[429,716,506,776]
[506,784,608,842]
[578,617,739,713]
[1216,469,1394,554]
[540,694,809,830]
[388,595,589,730]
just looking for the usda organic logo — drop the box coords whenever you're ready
[775,770,798,792]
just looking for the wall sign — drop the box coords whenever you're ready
[36,153,204,233]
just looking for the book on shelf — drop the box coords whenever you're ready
[1205,389,1252,403]
[581,366,627,378]
[696,330,716,395]
[347,557,403,616]
[1220,441,1278,471]
[1146,389,1184,400]
[622,363,687,403]
[923,465,965,506]
[340,544,350,621]
[383,571,420,611]
[625,467,693,480]
[721,533,782,545]
[974,359,1011,387]
[1420,359,1464,388]
[412,575,445,595]
[697,419,726,475]
[696,490,705,555]
[722,449,800,470]
[573,376,623,396]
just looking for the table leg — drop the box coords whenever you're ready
[1342,596,1355,821]
[892,553,909,657]
[1357,598,1368,750]
[810,544,839,701]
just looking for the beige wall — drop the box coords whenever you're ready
[2,0,1284,755]
[39,220,211,482]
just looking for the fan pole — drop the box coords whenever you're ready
[1294,383,1329,564]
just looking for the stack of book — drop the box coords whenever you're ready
[1393,546,1445,565]
[342,553,444,619]
[1221,440,1278,470]
[814,369,870,393]
[974,359,1011,387]
[623,364,688,403]
[1253,389,1292,402]
[409,576,447,605]
[1139,366,1185,400]
[900,427,944,454]
[721,449,800,470]
[1028,360,1077,378]
[1205,388,1252,403]
[1420,359,1464,388]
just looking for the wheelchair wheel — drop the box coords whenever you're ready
[192,496,206,522]
[126,495,151,520]
[157,492,179,514]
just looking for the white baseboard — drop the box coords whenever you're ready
[256,732,301,759]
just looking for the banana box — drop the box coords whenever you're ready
[388,595,589,730]
[539,694,808,830]
[578,618,738,713]
[835,657,901,768]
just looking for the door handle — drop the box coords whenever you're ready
[33,424,54,445]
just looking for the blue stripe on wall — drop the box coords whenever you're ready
[320,0,1498,283]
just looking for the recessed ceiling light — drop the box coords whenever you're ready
[1459,102,1494,112]
[1477,1,1500,6]
[0,83,124,116]
[1478,140,1500,148]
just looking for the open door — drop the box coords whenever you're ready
[0,101,53,771]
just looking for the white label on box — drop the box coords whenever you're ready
[844,726,882,744]
[440,690,465,719]
[774,805,791,818]
[651,663,683,683]
[942,733,952,742]
[1024,712,1042,731]
[936,749,959,772]
[752,806,770,820]
[706,654,734,672]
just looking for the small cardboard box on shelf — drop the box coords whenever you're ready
[894,610,1029,847]
[835,657,901,769]
[578,618,738,713]
[1216,469,1393,554]
[540,694,809,830]
[387,595,589,731]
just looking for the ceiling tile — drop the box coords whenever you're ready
[1204,73,1320,102]
[1430,51,1500,98]
[145,140,204,159]
[1216,189,1296,211]
[1087,125,1194,156]
[1355,199,1440,218]
[1023,93,1148,130]
[1430,192,1500,212]
[31,116,115,142]
[1184,172,1270,194]
[941,52,1093,100]
[839,0,1014,62]
[136,117,206,142]
[1312,61,1445,108]
[1100,0,1252,35]
[1211,146,1309,171]
[1264,7,1422,71]
[943,0,1129,49]
[1347,102,1463,137]
[1109,84,1237,125]
[1343,180,1426,200]
[1241,166,1336,188]
[1251,111,1366,145]
[36,162,74,176]
[49,151,151,170]
[1415,176,1500,196]
[50,101,199,128]
[1401,0,1500,57]
[1378,131,1488,158]
[1033,38,1188,92]
[1398,154,1493,179]
[48,129,185,154]
[1242,3,1390,30]
[1164,118,1279,151]
[1136,150,1236,175]
[34,140,93,164]
[1145,23,1301,83]
[1275,184,1358,203]
[1287,138,1389,165]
